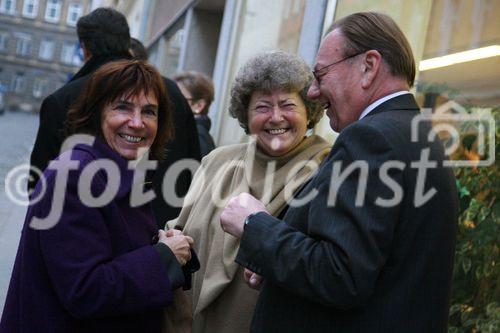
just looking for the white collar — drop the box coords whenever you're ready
[358,91,411,120]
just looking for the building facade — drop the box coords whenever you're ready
[114,0,499,147]
[0,0,94,112]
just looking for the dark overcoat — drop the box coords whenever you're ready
[237,94,459,332]
[194,114,216,157]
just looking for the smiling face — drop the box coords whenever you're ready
[248,90,308,156]
[307,29,366,132]
[101,90,158,160]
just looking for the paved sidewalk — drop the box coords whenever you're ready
[0,111,38,315]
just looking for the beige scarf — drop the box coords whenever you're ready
[164,135,330,333]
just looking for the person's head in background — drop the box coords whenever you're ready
[77,7,131,61]
[130,37,149,61]
[173,71,214,117]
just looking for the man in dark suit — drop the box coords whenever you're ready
[220,12,458,332]
[29,8,200,226]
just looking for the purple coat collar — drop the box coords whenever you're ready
[72,137,138,200]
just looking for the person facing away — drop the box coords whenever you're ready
[220,12,458,333]
[0,60,198,333]
[29,7,131,192]
[165,51,330,333]
[173,71,216,157]
[129,37,201,227]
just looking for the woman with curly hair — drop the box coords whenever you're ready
[165,51,330,333]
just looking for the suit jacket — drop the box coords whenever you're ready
[28,55,201,228]
[1,138,185,332]
[236,94,458,332]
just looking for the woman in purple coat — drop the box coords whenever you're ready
[0,60,196,332]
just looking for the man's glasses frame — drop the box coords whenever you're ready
[312,52,364,84]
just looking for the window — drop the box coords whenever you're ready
[0,0,16,14]
[22,0,38,18]
[33,77,47,98]
[170,29,185,49]
[416,0,500,109]
[15,33,31,56]
[66,3,82,26]
[0,32,8,52]
[44,0,61,23]
[159,17,185,76]
[38,38,54,60]
[60,42,74,64]
[11,72,25,93]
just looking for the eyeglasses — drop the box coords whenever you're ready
[312,52,363,84]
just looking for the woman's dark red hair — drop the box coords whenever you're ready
[66,59,173,160]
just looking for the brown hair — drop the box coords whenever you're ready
[329,12,416,87]
[66,60,173,160]
[173,71,214,115]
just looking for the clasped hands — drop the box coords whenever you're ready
[157,229,194,266]
[220,192,268,290]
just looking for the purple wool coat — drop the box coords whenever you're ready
[0,138,184,332]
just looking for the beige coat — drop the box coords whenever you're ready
[164,135,330,333]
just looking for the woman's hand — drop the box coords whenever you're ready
[157,230,194,266]
[244,268,263,290]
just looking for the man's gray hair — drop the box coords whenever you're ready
[229,51,323,133]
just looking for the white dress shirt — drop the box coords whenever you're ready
[358,91,411,120]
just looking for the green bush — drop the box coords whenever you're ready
[448,108,499,332]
